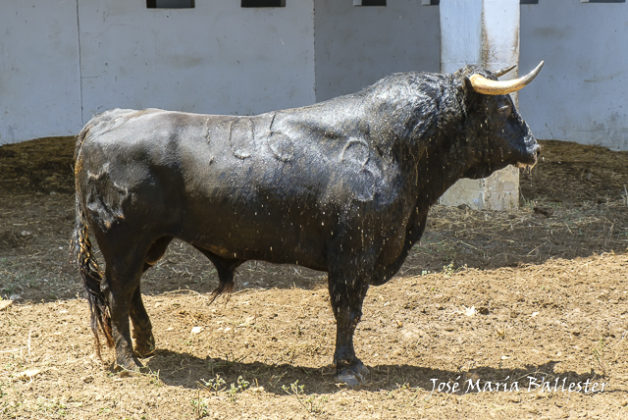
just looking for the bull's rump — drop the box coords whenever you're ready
[76,108,395,270]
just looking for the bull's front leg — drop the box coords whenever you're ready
[328,265,370,387]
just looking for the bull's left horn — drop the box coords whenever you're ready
[469,61,544,96]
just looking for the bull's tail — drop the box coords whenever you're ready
[72,129,114,357]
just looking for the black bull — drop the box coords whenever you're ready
[73,63,543,385]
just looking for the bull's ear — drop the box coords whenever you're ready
[454,75,482,119]
[454,65,481,98]
[460,73,481,105]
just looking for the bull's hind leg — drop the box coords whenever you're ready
[130,286,155,358]
[131,236,173,358]
[102,244,150,372]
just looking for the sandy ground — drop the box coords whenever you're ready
[0,137,627,419]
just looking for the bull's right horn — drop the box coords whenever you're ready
[494,64,516,78]
[469,61,544,96]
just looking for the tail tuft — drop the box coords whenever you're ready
[73,129,114,357]
[208,280,234,305]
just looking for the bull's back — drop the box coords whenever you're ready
[175,112,340,267]
[75,107,402,271]
[75,109,337,268]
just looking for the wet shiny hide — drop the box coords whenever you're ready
[73,65,540,385]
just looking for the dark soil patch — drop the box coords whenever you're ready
[0,136,75,195]
[521,139,628,204]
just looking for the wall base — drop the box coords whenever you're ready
[439,166,519,210]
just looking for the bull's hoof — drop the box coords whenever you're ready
[133,335,156,358]
[336,362,369,387]
[114,355,145,376]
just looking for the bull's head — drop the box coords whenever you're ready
[458,61,543,179]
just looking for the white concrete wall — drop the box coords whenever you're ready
[0,0,315,144]
[313,0,440,101]
[520,0,628,151]
[2,0,628,152]
[78,0,315,121]
[0,0,82,144]
[439,0,521,210]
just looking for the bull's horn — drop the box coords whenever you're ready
[469,61,544,95]
[494,64,517,78]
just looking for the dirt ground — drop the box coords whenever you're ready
[0,137,627,419]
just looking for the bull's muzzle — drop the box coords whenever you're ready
[517,143,541,171]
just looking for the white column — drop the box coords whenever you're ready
[439,0,521,210]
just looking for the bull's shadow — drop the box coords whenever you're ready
[144,350,615,396]
[139,213,627,296]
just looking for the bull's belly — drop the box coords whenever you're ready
[178,214,330,271]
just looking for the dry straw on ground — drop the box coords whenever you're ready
[0,137,627,419]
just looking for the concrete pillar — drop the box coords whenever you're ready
[439,0,520,210]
